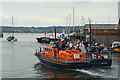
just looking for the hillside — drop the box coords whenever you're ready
[1,26,84,33]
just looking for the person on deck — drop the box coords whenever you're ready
[97,44,104,53]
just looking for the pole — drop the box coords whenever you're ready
[54,27,56,40]
[89,19,92,47]
[82,16,84,34]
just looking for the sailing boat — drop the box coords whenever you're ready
[7,16,17,41]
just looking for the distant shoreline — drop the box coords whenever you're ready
[1,26,83,33]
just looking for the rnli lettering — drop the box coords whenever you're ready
[74,54,80,59]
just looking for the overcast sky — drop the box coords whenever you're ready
[1,0,120,27]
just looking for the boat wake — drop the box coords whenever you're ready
[75,69,103,77]
[111,65,118,69]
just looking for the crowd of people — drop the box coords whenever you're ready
[51,38,105,54]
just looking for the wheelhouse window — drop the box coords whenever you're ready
[113,44,118,46]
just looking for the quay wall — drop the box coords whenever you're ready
[93,35,120,47]
[84,29,120,46]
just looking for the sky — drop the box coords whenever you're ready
[0,0,120,27]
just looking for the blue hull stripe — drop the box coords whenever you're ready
[37,57,70,65]
[36,56,112,69]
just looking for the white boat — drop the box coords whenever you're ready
[111,41,120,53]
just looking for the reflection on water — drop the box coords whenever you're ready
[34,62,102,78]
[34,61,119,78]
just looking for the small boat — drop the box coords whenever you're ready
[36,37,60,44]
[36,28,60,44]
[6,16,17,41]
[35,44,112,70]
[36,37,50,43]
[111,41,120,53]
[7,36,17,41]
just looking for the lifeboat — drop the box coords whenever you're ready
[35,45,112,70]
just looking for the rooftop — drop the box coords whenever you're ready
[84,24,118,29]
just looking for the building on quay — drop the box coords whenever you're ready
[83,23,120,46]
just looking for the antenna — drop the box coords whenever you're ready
[54,27,56,40]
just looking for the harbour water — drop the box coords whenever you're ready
[1,33,120,79]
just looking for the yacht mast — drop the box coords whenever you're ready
[69,14,71,35]
[66,17,68,34]
[73,7,75,33]
[12,16,14,37]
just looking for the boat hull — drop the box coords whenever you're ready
[7,36,17,41]
[36,38,50,43]
[35,53,112,70]
[36,38,60,44]
[112,46,120,53]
